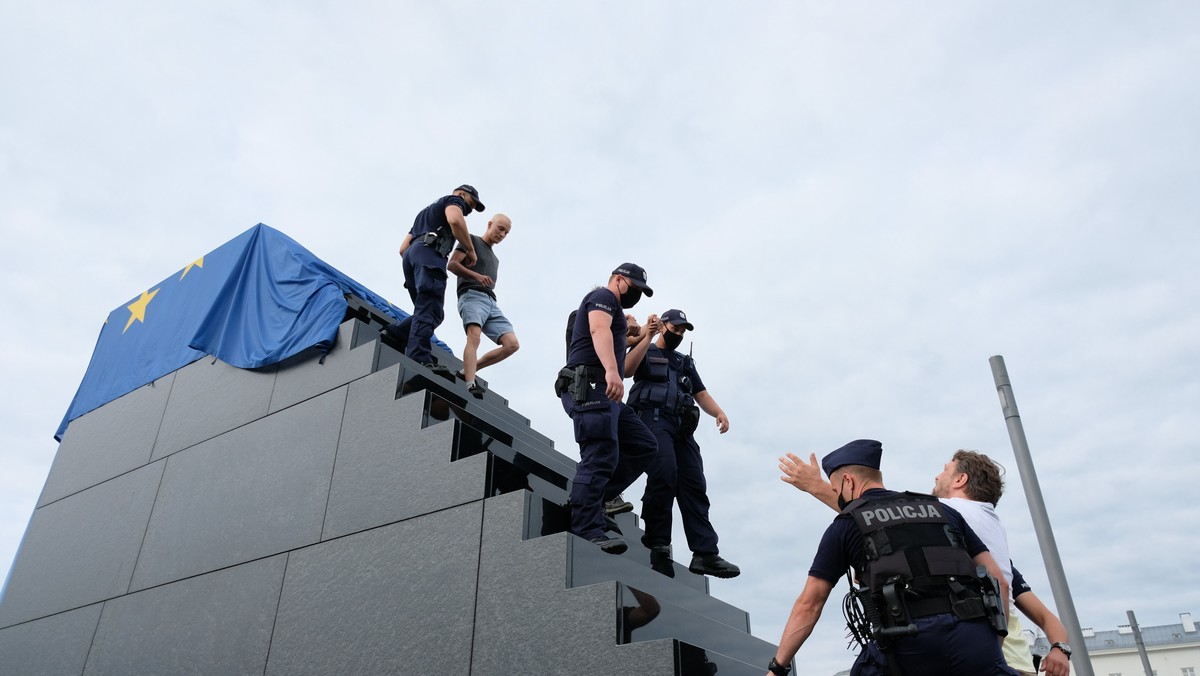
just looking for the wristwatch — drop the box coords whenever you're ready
[1050,642,1073,660]
[767,656,792,675]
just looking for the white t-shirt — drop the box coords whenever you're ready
[938,496,1013,590]
[939,497,1032,672]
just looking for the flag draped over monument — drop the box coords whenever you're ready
[56,224,413,441]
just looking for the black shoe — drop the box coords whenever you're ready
[604,494,634,515]
[649,545,674,577]
[590,535,628,555]
[378,326,407,351]
[688,553,740,578]
[604,515,623,535]
[467,381,486,399]
[421,362,455,381]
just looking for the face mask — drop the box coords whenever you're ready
[619,286,642,309]
[662,332,684,351]
[836,477,851,510]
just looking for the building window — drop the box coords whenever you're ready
[1181,668,1195,676]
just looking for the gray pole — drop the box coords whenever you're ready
[989,355,1094,676]
[1127,610,1155,676]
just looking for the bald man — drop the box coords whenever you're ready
[447,214,519,397]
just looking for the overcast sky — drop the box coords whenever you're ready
[3,2,1198,673]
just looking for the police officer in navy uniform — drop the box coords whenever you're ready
[625,309,740,578]
[556,264,659,554]
[383,185,482,371]
[767,440,1017,676]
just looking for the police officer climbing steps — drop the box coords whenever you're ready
[383,185,482,373]
[767,439,1017,676]
[555,264,659,554]
[626,308,740,578]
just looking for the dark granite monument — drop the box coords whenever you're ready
[0,232,775,675]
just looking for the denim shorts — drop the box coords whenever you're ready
[457,289,515,342]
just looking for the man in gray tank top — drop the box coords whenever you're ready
[447,214,519,397]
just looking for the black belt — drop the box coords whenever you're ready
[905,594,987,621]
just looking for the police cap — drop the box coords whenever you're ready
[660,309,693,331]
[612,263,654,296]
[455,184,486,212]
[822,439,883,477]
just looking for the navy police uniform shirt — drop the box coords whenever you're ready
[406,194,470,268]
[1010,565,1032,599]
[566,288,627,376]
[808,488,989,584]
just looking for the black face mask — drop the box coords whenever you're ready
[836,478,851,510]
[662,332,684,351]
[619,286,642,309]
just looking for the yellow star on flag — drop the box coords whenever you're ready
[123,288,160,333]
[181,257,204,279]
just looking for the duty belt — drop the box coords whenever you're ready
[418,231,455,257]
[903,594,987,621]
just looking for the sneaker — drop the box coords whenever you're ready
[688,553,741,579]
[467,381,486,399]
[604,495,634,515]
[590,535,628,555]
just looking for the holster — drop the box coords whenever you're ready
[555,366,595,403]
[420,231,455,257]
[679,404,701,436]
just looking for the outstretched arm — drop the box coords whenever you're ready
[780,452,839,511]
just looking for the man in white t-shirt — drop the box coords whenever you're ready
[780,448,1071,676]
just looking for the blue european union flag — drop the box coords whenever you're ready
[56,224,433,441]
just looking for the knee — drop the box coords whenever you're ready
[501,335,520,355]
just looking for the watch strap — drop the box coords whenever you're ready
[768,656,792,675]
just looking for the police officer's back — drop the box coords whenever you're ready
[768,440,1017,676]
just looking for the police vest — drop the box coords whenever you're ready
[628,348,694,414]
[844,492,980,596]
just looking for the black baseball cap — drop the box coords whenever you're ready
[612,263,653,296]
[455,184,485,212]
[660,309,693,331]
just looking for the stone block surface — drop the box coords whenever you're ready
[470,491,676,675]
[84,555,286,676]
[321,366,487,540]
[269,320,375,413]
[0,462,164,627]
[265,503,483,675]
[151,357,277,460]
[41,373,174,506]
[0,603,102,675]
[130,388,343,590]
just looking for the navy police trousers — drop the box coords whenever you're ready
[560,387,657,541]
[850,614,1019,676]
[637,410,719,554]
[397,246,447,365]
